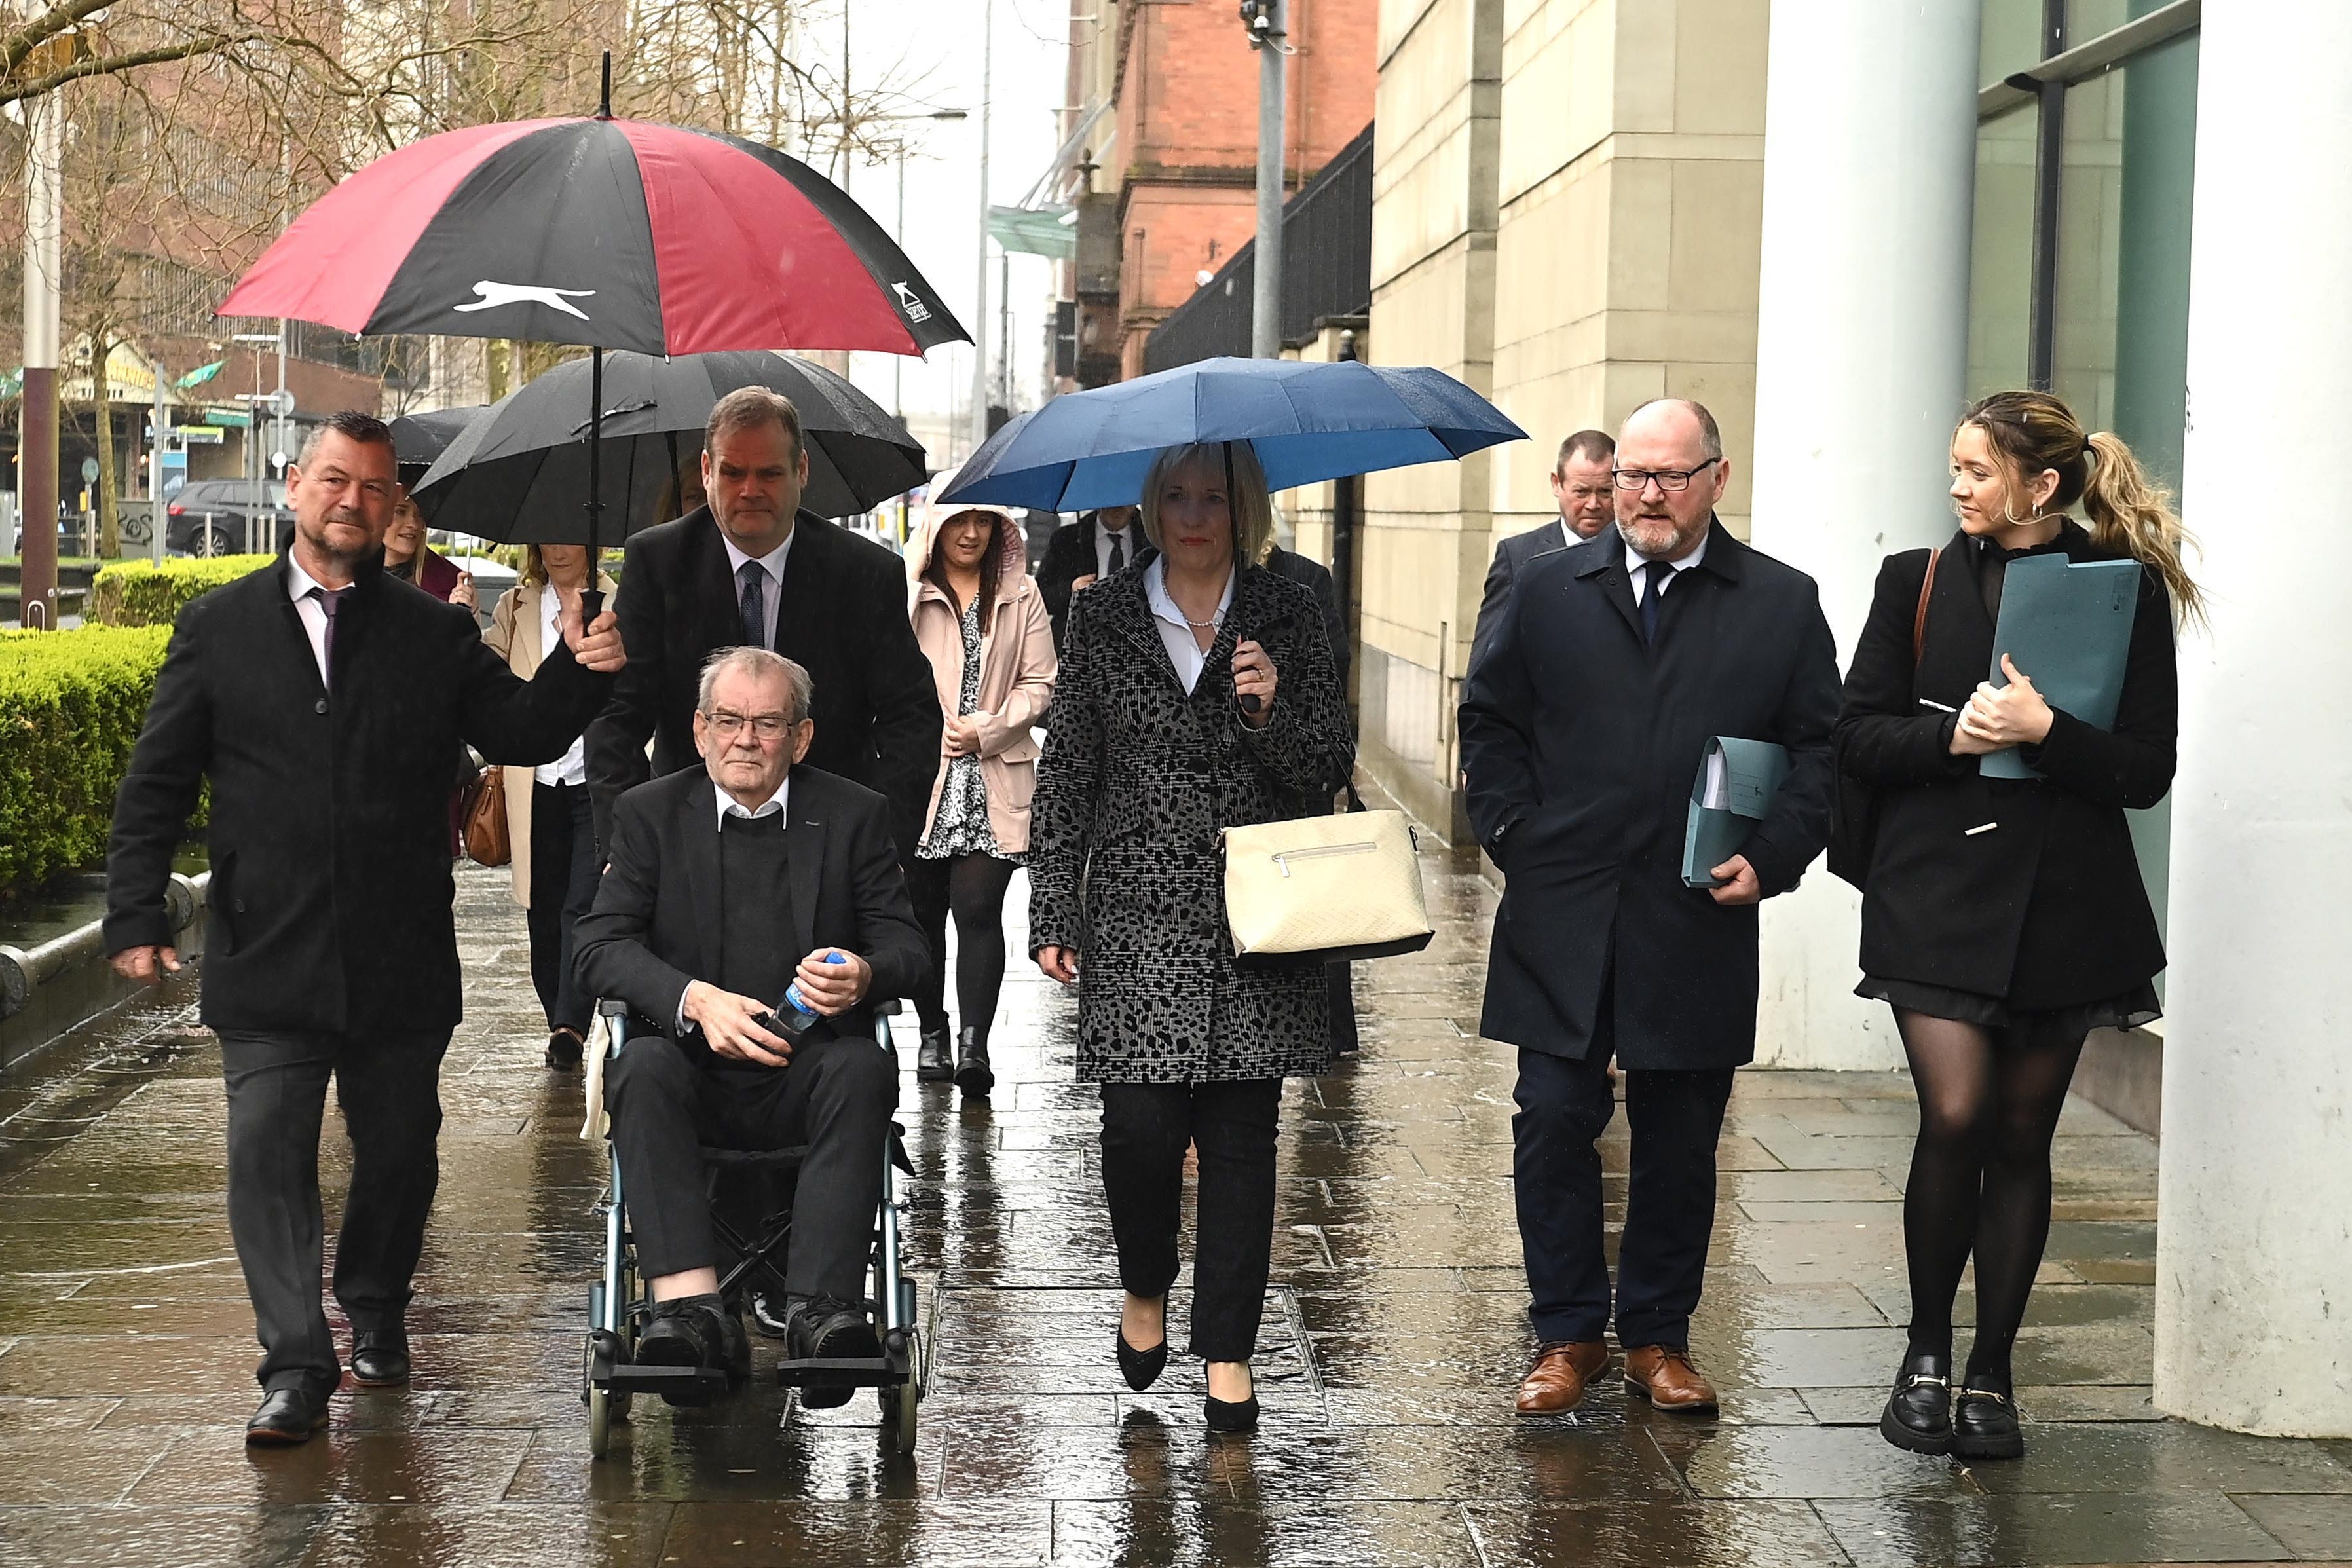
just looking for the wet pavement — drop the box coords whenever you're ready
[1,851,2347,1567]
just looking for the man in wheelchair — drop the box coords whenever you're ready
[576,647,927,1404]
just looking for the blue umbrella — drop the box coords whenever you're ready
[936,356,1526,511]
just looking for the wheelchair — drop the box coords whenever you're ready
[581,999,927,1458]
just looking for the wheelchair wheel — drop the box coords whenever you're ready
[884,1360,919,1457]
[588,1385,616,1459]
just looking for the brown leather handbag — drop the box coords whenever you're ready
[1826,545,1941,889]
[459,765,511,867]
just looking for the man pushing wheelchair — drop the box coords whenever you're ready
[576,646,926,1406]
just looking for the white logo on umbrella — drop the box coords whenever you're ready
[891,282,931,324]
[454,281,597,320]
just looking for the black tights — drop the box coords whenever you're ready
[1894,1008,2087,1389]
[907,853,1018,1042]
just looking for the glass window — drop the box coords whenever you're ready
[2067,0,2178,46]
[1968,105,2039,401]
[1981,0,2049,86]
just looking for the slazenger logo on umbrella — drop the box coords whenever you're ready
[453,281,596,320]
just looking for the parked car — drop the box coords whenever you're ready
[165,481,293,557]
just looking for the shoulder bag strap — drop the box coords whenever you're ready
[1912,545,1941,668]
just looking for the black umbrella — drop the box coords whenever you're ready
[389,405,487,490]
[411,350,930,543]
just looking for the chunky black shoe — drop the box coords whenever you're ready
[916,1026,954,1081]
[1953,1381,2025,1461]
[787,1295,882,1409]
[749,1288,794,1340]
[953,1026,995,1098]
[246,1385,329,1446]
[1878,1347,1953,1455]
[1116,1330,1168,1392]
[546,1027,586,1070]
[636,1295,747,1405]
[349,1329,411,1389]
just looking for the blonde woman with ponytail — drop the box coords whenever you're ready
[1835,389,2196,1465]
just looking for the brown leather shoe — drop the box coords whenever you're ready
[1623,1344,1718,1413]
[1514,1340,1611,1415]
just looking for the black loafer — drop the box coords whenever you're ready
[1878,1347,1952,1454]
[953,1026,994,1098]
[246,1386,329,1446]
[546,1028,586,1070]
[1953,1383,2025,1460]
[350,1330,411,1389]
[1116,1330,1168,1392]
[915,1027,954,1082]
[787,1295,881,1409]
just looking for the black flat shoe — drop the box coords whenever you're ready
[637,1295,745,1406]
[916,1026,954,1081]
[246,1386,328,1446]
[1205,1394,1260,1433]
[788,1295,882,1409]
[953,1026,994,1097]
[1878,1347,1952,1455]
[546,1027,585,1070]
[1953,1383,2025,1460]
[1116,1330,1168,1392]
[350,1330,411,1389]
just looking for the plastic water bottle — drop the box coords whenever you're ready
[779,951,847,1038]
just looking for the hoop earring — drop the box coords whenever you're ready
[2000,498,2044,526]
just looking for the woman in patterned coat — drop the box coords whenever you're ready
[1030,440,1354,1433]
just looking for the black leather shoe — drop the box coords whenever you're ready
[1878,1347,1952,1455]
[916,1026,954,1081]
[1204,1394,1259,1433]
[787,1295,882,1409]
[546,1027,585,1070]
[1953,1380,2025,1460]
[750,1288,794,1340]
[637,1295,745,1406]
[246,1386,328,1446]
[953,1026,994,1097]
[349,1330,410,1389]
[1116,1330,1168,1392]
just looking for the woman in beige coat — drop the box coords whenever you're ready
[483,544,619,1068]
[906,487,1057,1096]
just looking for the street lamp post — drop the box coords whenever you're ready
[969,0,994,457]
[1244,0,1289,360]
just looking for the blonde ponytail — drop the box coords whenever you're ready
[2081,431,2204,629]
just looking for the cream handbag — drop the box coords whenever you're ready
[1222,808,1434,965]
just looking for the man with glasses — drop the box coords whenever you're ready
[578,647,925,1398]
[1473,429,1617,663]
[1461,398,1839,1420]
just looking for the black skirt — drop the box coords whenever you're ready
[1856,975,2161,1037]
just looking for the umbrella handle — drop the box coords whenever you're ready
[581,587,606,625]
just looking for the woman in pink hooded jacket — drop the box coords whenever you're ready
[906,484,1058,1095]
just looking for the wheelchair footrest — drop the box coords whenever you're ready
[774,1332,912,1389]
[601,1362,732,1397]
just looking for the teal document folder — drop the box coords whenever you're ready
[1980,555,2141,781]
[1683,737,1791,888]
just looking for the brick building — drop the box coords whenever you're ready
[1056,0,1377,386]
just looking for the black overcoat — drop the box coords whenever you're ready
[102,552,613,1036]
[1459,521,1840,1068]
[584,506,942,859]
[1837,525,2174,1006]
[1028,563,1354,1083]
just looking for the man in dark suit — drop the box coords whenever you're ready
[103,411,626,1446]
[585,386,940,861]
[1460,398,1838,1419]
[1472,429,1616,666]
[1037,505,1149,650]
[576,648,925,1400]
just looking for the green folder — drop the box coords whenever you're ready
[1981,555,2142,781]
[1683,736,1791,888]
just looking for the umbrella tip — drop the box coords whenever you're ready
[598,52,612,119]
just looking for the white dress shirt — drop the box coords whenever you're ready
[723,526,796,650]
[1144,555,1234,695]
[1630,529,1709,606]
[285,555,337,688]
[676,775,795,1032]
[534,584,589,786]
[1094,517,1140,578]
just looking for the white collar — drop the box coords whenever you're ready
[1630,529,1709,577]
[722,525,794,584]
[1144,553,1234,633]
[287,554,337,603]
[711,774,791,831]
[1096,515,1134,544]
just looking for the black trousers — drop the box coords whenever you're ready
[606,1033,895,1303]
[905,851,1018,1042]
[216,1026,451,1394]
[1512,1041,1734,1349]
[1098,1078,1283,1363]
[525,780,598,1034]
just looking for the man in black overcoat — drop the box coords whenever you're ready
[103,413,626,1445]
[584,387,940,863]
[1459,398,1839,1418]
[1036,504,1149,651]
[1471,428,1616,667]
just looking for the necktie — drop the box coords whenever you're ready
[737,561,768,650]
[1106,530,1125,574]
[313,586,349,687]
[1640,561,1670,643]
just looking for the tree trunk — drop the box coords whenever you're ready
[92,331,120,559]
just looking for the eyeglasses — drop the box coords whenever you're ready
[705,710,792,741]
[1612,458,1719,492]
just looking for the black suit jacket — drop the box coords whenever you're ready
[1837,525,2173,1007]
[1472,519,1584,669]
[1265,545,1350,696]
[574,764,928,1056]
[1459,521,1840,1068]
[1038,516,1154,652]
[584,506,941,858]
[103,552,612,1035]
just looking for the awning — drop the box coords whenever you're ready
[988,204,1077,260]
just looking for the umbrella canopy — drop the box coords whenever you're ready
[390,405,486,489]
[413,351,928,543]
[936,357,1527,512]
[217,115,969,359]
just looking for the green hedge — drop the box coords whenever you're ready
[90,555,272,627]
[0,625,176,893]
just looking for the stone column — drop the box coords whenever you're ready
[1743,0,1983,1068]
[2154,5,2352,1437]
